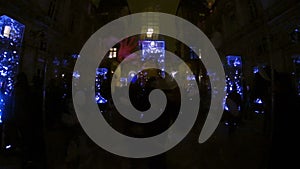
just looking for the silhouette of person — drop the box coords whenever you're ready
[30,70,46,168]
[12,72,35,165]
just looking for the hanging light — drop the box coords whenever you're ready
[3,25,11,38]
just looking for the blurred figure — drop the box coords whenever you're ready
[11,72,35,167]
[30,70,46,169]
[252,66,272,135]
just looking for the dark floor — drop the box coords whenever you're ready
[0,112,270,169]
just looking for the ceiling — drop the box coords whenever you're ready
[95,0,214,15]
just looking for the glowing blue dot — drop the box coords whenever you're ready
[224,104,229,111]
[254,98,263,104]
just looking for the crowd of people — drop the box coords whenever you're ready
[0,64,298,168]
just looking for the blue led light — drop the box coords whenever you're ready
[253,66,259,74]
[72,54,80,59]
[224,104,229,111]
[187,75,196,81]
[254,98,263,104]
[227,55,242,67]
[72,71,80,79]
[53,57,60,66]
[95,93,107,104]
[96,68,108,76]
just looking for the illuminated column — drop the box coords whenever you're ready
[95,68,108,104]
[0,15,25,123]
[141,40,165,78]
[225,55,243,96]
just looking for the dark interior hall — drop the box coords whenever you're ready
[0,0,299,169]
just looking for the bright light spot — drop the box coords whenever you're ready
[95,94,107,104]
[224,104,229,111]
[253,67,259,74]
[3,26,11,38]
[5,145,11,149]
[73,71,80,79]
[254,98,263,104]
[171,71,178,78]
[198,49,202,59]
[150,41,155,47]
[146,28,154,38]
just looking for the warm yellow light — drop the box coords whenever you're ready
[109,48,117,58]
[147,28,154,32]
[109,48,113,58]
[146,28,154,38]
